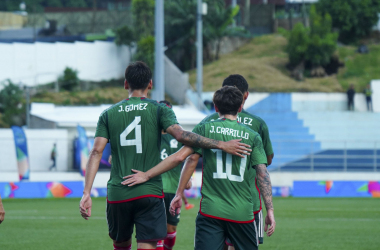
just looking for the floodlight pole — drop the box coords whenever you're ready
[196,0,203,110]
[153,0,165,101]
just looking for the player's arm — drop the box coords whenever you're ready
[121,146,195,186]
[0,193,4,224]
[166,124,250,158]
[267,153,274,166]
[80,136,108,220]
[255,163,276,236]
[170,153,200,215]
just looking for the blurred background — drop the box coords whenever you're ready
[0,0,380,236]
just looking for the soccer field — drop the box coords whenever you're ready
[0,197,379,250]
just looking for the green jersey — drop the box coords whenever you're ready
[160,133,183,194]
[200,110,273,213]
[192,118,267,223]
[95,97,178,202]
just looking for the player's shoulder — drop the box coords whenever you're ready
[241,109,266,124]
[200,112,219,124]
[99,100,126,116]
[237,121,260,138]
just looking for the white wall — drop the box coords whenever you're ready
[0,41,131,87]
[0,129,68,172]
[292,93,368,112]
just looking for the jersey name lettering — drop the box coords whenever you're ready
[209,126,249,139]
[118,103,148,112]
[237,116,253,126]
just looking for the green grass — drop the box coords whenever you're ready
[1,198,380,249]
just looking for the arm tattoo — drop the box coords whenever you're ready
[255,164,273,211]
[167,124,219,149]
[181,131,219,149]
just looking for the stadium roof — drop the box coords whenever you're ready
[30,102,207,128]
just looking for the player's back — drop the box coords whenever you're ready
[192,119,267,222]
[95,97,178,202]
[160,133,182,194]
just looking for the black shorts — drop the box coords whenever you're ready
[225,210,264,246]
[164,193,180,226]
[107,197,167,243]
[195,213,258,250]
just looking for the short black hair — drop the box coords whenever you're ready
[222,74,248,94]
[124,61,152,90]
[213,86,243,116]
[159,100,172,108]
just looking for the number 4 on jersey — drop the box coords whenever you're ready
[120,116,142,153]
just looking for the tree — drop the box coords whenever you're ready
[114,25,135,58]
[132,0,155,40]
[317,0,380,44]
[280,6,338,73]
[204,0,240,60]
[59,67,80,91]
[134,36,155,70]
[0,80,25,127]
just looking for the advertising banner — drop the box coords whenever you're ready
[11,126,30,180]
[293,181,380,197]
[0,181,84,198]
[77,125,89,176]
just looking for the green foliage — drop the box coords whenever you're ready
[59,67,80,91]
[132,0,155,40]
[305,6,338,66]
[281,23,309,66]
[317,0,380,44]
[0,0,92,12]
[134,36,155,70]
[0,80,25,127]
[281,6,338,67]
[114,26,135,47]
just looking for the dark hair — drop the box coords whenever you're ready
[222,74,248,94]
[159,100,172,108]
[124,61,152,90]
[213,86,243,116]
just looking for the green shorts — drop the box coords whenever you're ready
[225,210,264,246]
[195,213,258,250]
[107,197,167,243]
[164,193,180,226]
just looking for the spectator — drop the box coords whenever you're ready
[347,84,355,111]
[364,84,373,112]
[49,143,57,171]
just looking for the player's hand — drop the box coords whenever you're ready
[170,194,183,216]
[220,139,251,158]
[264,209,276,237]
[0,202,5,224]
[79,193,92,220]
[121,169,149,186]
[185,178,192,190]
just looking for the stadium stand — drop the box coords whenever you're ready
[246,93,380,172]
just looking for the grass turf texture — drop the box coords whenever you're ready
[1,198,379,250]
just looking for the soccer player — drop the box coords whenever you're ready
[79,62,251,250]
[0,194,5,224]
[122,86,276,250]
[198,74,274,248]
[156,100,193,250]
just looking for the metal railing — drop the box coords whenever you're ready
[270,140,380,172]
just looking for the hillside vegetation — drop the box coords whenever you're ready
[30,34,380,107]
[189,34,380,93]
